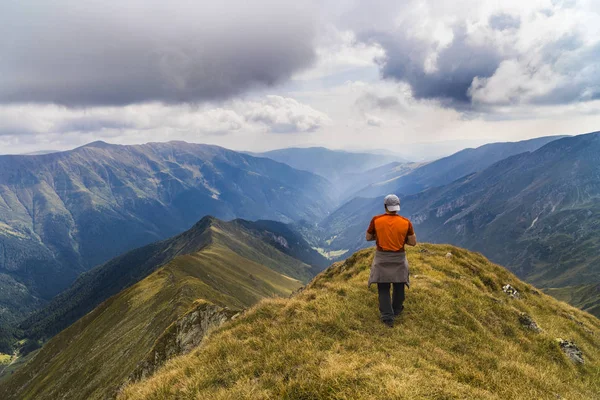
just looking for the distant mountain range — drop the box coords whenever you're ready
[1,134,600,399]
[255,147,407,179]
[1,216,327,399]
[316,135,567,256]
[322,132,600,290]
[339,161,423,201]
[353,135,567,198]
[254,147,408,201]
[0,141,333,326]
[1,133,599,359]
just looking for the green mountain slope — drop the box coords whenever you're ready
[546,284,600,318]
[0,218,309,400]
[0,140,332,325]
[119,244,600,400]
[19,217,326,342]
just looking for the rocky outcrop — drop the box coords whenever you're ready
[518,313,542,333]
[128,301,239,383]
[502,284,521,299]
[556,338,584,364]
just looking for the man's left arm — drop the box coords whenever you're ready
[405,221,417,246]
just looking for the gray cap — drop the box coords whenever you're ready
[384,194,400,212]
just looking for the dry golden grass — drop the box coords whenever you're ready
[119,244,600,400]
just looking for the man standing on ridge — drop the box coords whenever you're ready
[366,194,417,328]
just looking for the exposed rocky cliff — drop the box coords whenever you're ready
[128,301,239,383]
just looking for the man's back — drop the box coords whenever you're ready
[367,214,414,252]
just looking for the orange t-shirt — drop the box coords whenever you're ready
[367,214,415,252]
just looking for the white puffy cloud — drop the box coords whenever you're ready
[0,96,331,153]
[337,0,600,108]
[469,60,561,105]
[242,96,331,133]
[292,27,384,81]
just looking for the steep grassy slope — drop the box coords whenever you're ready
[20,217,326,342]
[546,284,600,319]
[0,140,332,325]
[0,221,306,400]
[120,244,600,400]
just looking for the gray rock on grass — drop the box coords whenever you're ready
[502,284,521,299]
[556,338,584,364]
[519,313,542,333]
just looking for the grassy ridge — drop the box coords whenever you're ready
[20,216,323,343]
[0,228,303,399]
[120,244,600,400]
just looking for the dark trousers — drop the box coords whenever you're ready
[377,282,405,321]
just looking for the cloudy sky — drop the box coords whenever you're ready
[1,0,599,157]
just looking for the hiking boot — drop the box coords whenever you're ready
[382,319,394,328]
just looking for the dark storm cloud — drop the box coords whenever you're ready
[489,13,521,31]
[362,24,501,105]
[0,0,317,106]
